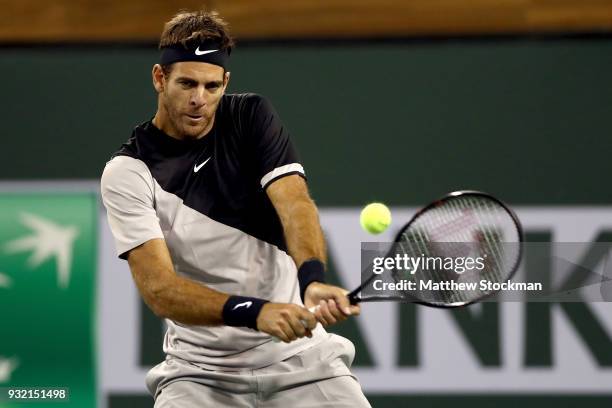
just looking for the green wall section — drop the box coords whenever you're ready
[1,39,612,204]
[0,193,97,407]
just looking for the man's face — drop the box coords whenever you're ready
[155,62,229,139]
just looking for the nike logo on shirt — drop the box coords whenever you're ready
[232,301,253,310]
[194,157,211,173]
[195,47,218,56]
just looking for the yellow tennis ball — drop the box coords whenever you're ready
[360,202,392,234]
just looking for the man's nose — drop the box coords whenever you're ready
[190,86,206,106]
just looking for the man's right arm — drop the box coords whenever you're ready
[127,238,316,342]
[126,238,227,326]
[101,157,315,342]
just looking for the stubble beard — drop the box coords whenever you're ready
[162,97,208,140]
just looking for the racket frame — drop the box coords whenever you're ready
[348,190,524,308]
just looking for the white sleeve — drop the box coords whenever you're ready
[100,156,164,259]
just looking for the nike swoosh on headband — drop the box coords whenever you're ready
[195,47,218,56]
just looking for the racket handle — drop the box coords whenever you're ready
[299,305,318,326]
[348,292,360,305]
[274,302,352,342]
[272,306,318,343]
[302,297,357,325]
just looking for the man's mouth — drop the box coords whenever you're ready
[186,114,204,122]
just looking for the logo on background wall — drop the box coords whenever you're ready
[0,357,19,383]
[0,272,11,288]
[3,212,78,289]
[318,208,612,392]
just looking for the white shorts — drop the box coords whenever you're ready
[147,333,371,408]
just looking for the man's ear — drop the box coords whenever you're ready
[152,64,165,93]
[223,71,231,92]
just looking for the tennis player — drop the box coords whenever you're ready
[101,10,371,407]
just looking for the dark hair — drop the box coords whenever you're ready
[159,10,235,76]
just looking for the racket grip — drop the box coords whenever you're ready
[273,303,350,342]
[348,293,360,305]
[272,306,318,343]
[299,305,318,327]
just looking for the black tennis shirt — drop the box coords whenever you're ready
[101,93,326,369]
[113,93,304,253]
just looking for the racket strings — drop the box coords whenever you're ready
[463,197,506,298]
[387,195,521,306]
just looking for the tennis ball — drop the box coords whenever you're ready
[360,202,392,234]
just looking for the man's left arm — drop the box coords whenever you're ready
[267,174,360,327]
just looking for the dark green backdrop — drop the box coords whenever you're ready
[1,38,611,205]
[2,38,612,407]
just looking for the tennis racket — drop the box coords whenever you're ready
[346,190,524,308]
[284,191,524,338]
